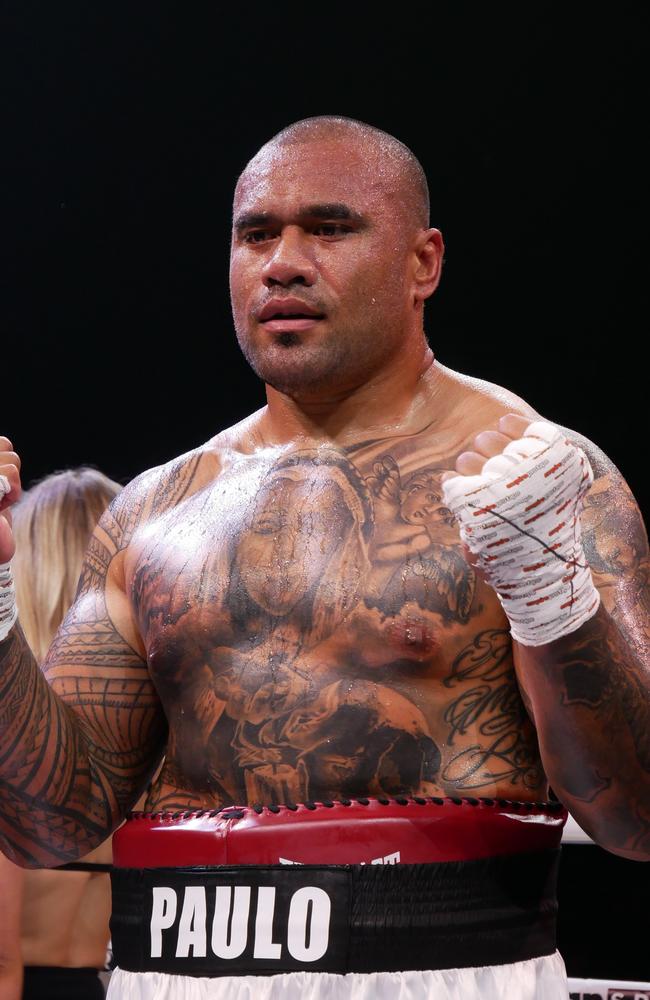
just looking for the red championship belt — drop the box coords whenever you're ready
[114,796,567,868]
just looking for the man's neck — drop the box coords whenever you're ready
[257,346,450,448]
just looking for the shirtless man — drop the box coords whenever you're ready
[1,116,649,999]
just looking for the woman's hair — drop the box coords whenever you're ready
[11,467,122,663]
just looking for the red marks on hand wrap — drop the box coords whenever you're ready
[442,427,600,646]
[506,473,529,488]
[473,503,496,516]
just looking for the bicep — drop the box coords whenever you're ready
[41,520,166,792]
[567,428,650,661]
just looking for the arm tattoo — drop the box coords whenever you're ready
[558,610,650,774]
[513,432,650,854]
[559,425,650,659]
[0,456,203,865]
[581,476,650,661]
[518,605,650,854]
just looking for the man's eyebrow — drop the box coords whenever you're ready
[298,203,364,223]
[233,212,275,234]
[233,203,366,234]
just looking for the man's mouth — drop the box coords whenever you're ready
[257,298,325,333]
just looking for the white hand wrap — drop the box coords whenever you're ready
[442,421,601,646]
[0,474,17,641]
[0,563,17,642]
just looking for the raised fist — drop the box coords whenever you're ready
[441,415,600,646]
[0,436,22,564]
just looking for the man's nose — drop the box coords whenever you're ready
[262,228,317,287]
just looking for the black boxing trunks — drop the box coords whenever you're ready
[109,796,566,988]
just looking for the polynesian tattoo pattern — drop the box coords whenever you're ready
[0,456,201,864]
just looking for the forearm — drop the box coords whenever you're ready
[514,602,650,859]
[0,625,120,866]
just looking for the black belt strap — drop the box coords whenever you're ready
[55,862,113,872]
[111,848,560,977]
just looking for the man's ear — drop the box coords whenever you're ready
[413,228,445,303]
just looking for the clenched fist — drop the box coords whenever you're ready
[441,415,600,646]
[0,436,22,564]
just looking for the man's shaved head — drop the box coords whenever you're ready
[230,115,443,400]
[236,116,430,231]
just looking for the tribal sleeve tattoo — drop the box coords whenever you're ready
[0,458,200,866]
[513,432,650,858]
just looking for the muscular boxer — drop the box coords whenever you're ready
[1,116,649,999]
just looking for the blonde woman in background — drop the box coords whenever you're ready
[0,469,121,1000]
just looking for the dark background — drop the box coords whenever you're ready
[2,2,649,981]
[2,4,647,517]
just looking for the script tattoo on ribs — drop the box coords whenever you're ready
[441,629,544,790]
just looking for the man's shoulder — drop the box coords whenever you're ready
[111,408,267,521]
[94,445,214,553]
[117,444,213,510]
[442,367,620,473]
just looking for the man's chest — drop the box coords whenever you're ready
[126,436,544,802]
[127,437,508,677]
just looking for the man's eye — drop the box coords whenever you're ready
[313,224,350,237]
[243,230,275,244]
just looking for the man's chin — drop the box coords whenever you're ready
[263,371,339,399]
[246,349,345,398]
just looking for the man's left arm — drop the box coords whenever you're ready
[513,426,650,860]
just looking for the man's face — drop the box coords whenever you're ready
[230,137,418,397]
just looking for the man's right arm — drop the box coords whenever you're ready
[0,445,168,867]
